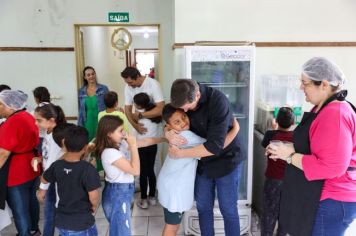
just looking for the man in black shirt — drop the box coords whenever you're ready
[167,79,244,236]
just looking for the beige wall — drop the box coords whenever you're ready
[173,0,356,104]
[174,0,356,42]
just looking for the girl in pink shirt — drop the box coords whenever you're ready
[267,57,356,236]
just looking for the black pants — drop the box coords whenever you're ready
[261,178,286,236]
[138,145,157,199]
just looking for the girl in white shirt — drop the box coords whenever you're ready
[32,87,51,155]
[95,115,164,236]
[33,103,66,236]
[133,92,162,209]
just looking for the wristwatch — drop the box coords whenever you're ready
[286,152,295,164]
[138,112,143,119]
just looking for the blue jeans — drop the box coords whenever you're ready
[43,183,57,236]
[195,165,240,236]
[312,198,356,236]
[57,224,97,236]
[7,177,40,236]
[102,182,135,236]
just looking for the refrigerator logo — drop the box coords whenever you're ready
[220,51,247,60]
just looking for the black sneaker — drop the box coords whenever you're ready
[136,199,148,209]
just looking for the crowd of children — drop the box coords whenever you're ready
[1,78,238,236]
[0,82,294,236]
[0,82,168,236]
[0,77,296,236]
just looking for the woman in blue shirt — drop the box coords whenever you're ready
[78,66,108,142]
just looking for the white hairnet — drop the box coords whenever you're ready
[0,90,28,111]
[302,57,346,86]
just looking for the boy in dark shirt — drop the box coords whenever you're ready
[37,125,101,236]
[261,107,294,236]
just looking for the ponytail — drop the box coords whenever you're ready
[35,103,67,125]
[53,105,66,125]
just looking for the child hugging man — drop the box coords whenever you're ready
[37,125,101,236]
[157,104,239,236]
[261,106,294,236]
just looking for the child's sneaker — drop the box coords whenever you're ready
[148,196,157,206]
[136,199,148,209]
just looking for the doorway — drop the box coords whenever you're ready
[134,48,158,79]
[74,24,160,108]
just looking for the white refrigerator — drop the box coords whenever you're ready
[182,45,255,235]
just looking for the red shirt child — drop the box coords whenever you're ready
[261,107,294,180]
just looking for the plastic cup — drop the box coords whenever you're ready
[268,140,283,153]
[269,140,283,147]
[283,141,294,148]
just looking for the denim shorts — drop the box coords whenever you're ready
[163,207,183,225]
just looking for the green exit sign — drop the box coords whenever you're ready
[108,12,129,22]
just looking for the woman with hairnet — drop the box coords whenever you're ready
[0,90,41,236]
[266,57,356,236]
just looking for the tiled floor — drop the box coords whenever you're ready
[131,193,185,236]
[1,189,260,236]
[5,192,356,236]
[0,190,186,236]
